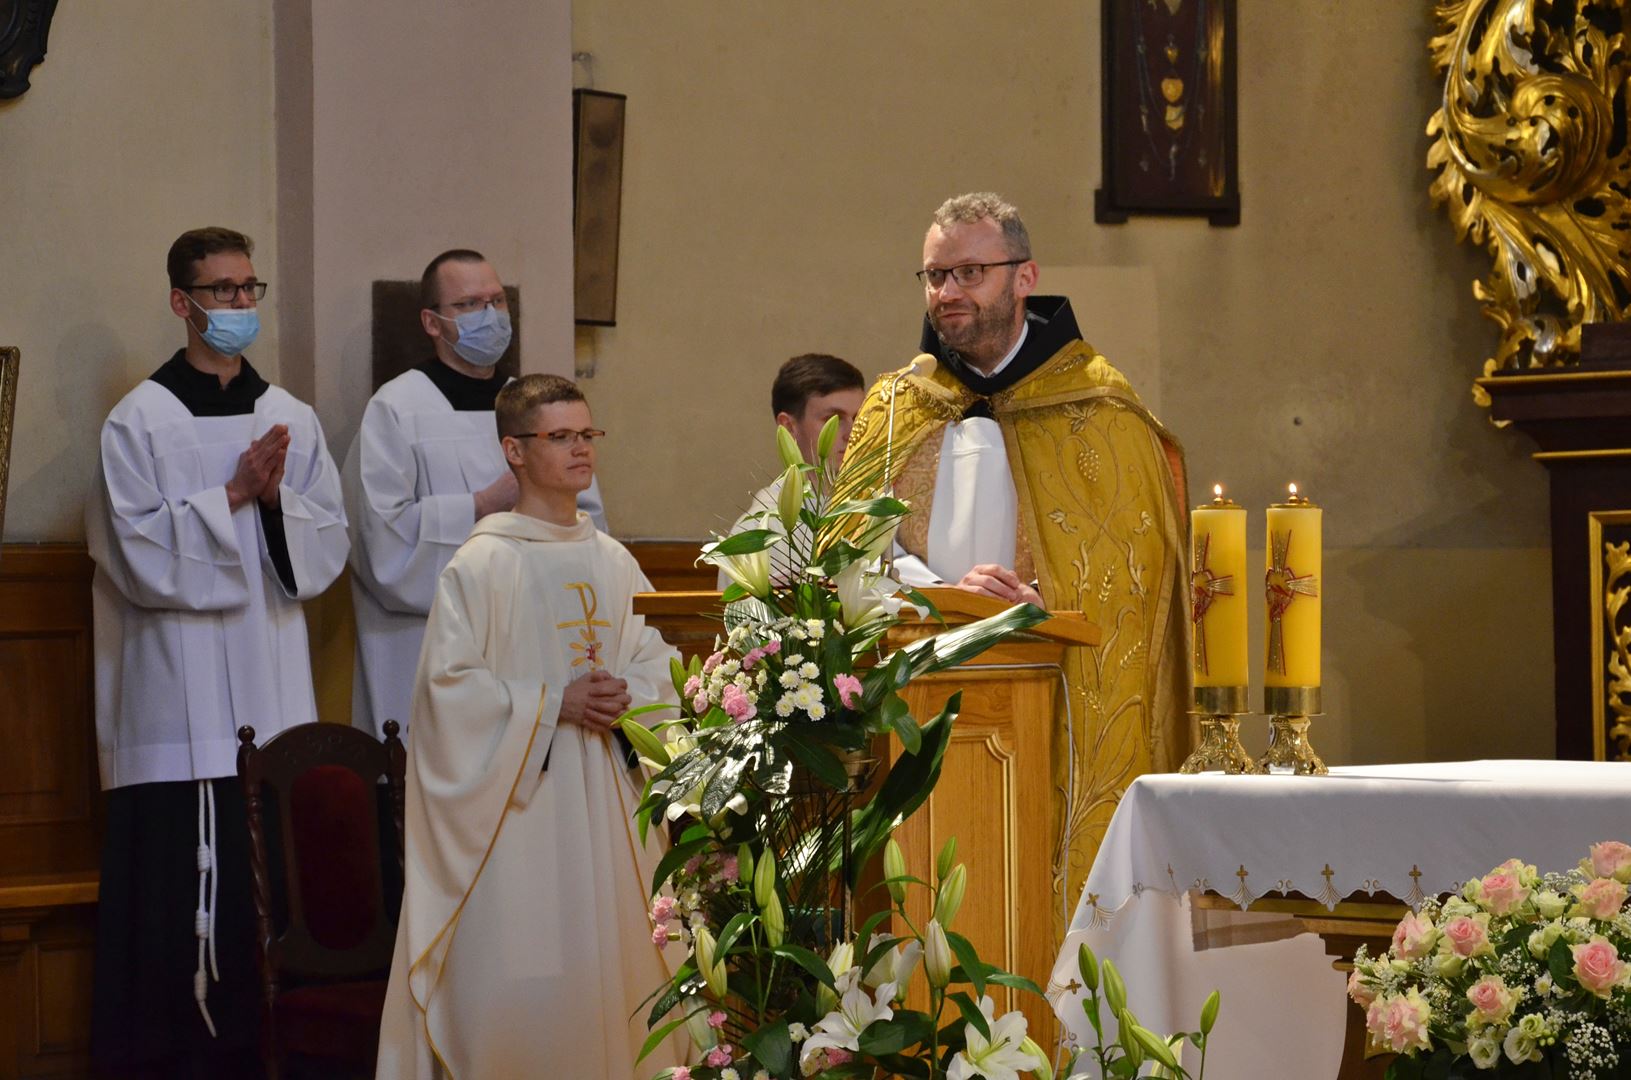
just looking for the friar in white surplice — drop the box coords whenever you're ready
[376,374,684,1079]
[345,248,605,740]
[85,227,349,1076]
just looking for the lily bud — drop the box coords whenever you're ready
[754,849,777,910]
[924,918,952,988]
[680,995,717,1051]
[763,891,785,947]
[1019,1036,1053,1080]
[692,926,728,999]
[777,463,804,534]
[617,717,669,768]
[736,844,754,889]
[1200,989,1220,1035]
[934,864,967,929]
[817,940,853,1014]
[1118,1009,1143,1067]
[883,839,907,905]
[1103,958,1127,1016]
[816,414,840,466]
[936,836,959,883]
[776,425,805,470]
[1077,942,1100,992]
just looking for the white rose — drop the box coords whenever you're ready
[1468,1030,1501,1070]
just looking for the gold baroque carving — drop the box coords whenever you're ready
[1605,537,1631,758]
[1426,0,1631,402]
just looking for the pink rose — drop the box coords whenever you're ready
[1441,914,1492,958]
[1368,991,1432,1054]
[702,651,724,674]
[1347,969,1377,1010]
[721,684,757,723]
[1391,910,1438,960]
[1575,877,1629,920]
[1572,936,1629,997]
[691,691,710,713]
[1478,869,1530,916]
[682,675,702,698]
[1465,975,1519,1024]
[707,1010,727,1029]
[834,674,863,710]
[651,896,676,922]
[705,1043,734,1067]
[1593,842,1631,884]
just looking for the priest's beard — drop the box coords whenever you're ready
[930,286,1021,373]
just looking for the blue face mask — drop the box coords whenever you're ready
[435,305,512,368]
[185,294,260,357]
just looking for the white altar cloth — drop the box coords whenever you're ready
[1048,760,1631,1078]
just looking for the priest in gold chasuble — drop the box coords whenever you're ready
[837,193,1191,939]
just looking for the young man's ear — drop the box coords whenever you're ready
[502,435,525,469]
[774,411,798,434]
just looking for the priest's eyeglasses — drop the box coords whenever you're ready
[185,282,269,302]
[915,260,1026,289]
[511,428,607,446]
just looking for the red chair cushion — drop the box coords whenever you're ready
[276,979,389,1063]
[289,765,382,950]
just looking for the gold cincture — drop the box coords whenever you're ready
[1428,0,1631,398]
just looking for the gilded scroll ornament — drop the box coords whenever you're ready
[1426,0,1631,402]
[1606,540,1631,759]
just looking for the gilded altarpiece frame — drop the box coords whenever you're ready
[1590,509,1631,760]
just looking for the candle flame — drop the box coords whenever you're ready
[1213,483,1223,498]
[1288,482,1299,497]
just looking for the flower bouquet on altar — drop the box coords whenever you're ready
[617,420,1060,1079]
[1348,843,1631,1078]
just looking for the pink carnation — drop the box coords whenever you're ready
[705,1043,734,1067]
[1576,877,1629,920]
[672,1068,692,1080]
[721,684,757,723]
[762,639,781,655]
[1573,936,1629,997]
[1390,909,1437,960]
[834,674,863,710]
[702,651,724,674]
[706,1010,727,1029]
[1441,914,1491,958]
[1592,841,1631,883]
[715,855,739,883]
[652,926,669,947]
[691,691,710,713]
[1478,867,1530,916]
[683,675,702,698]
[651,896,676,922]
[742,647,765,668]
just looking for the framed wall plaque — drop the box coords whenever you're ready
[1095,0,1240,226]
[573,89,627,327]
[0,0,58,99]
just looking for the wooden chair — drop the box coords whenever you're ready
[236,720,406,1080]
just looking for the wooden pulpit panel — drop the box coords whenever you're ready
[885,656,1063,1053]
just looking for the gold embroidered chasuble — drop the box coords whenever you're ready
[840,331,1192,938]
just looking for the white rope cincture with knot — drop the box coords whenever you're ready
[193,779,220,1037]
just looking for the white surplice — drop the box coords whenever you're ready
[344,369,607,739]
[376,511,685,1080]
[85,381,349,788]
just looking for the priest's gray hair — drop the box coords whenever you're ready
[931,193,1032,260]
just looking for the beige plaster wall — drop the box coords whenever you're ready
[572,1,1556,759]
[298,0,576,454]
[0,2,280,542]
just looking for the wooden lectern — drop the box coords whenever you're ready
[632,588,1099,1050]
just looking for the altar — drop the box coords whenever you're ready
[1049,760,1631,1079]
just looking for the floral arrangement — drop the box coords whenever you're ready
[1347,843,1631,1078]
[618,421,1058,1079]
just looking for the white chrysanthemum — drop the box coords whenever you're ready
[793,685,820,709]
[775,696,797,718]
[779,670,801,689]
[806,702,826,721]
[755,670,769,688]
[786,654,805,667]
[799,662,820,679]
[734,673,753,690]
[720,659,741,677]
[804,619,824,637]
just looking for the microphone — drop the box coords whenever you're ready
[883,354,935,577]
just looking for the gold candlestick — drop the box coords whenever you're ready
[1179,685,1262,774]
[1259,685,1327,775]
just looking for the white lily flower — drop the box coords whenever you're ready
[834,560,904,626]
[797,970,896,1075]
[947,995,1045,1080]
[862,932,922,996]
[708,542,775,598]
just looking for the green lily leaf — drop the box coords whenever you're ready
[741,1020,792,1075]
[947,990,991,1042]
[708,529,784,556]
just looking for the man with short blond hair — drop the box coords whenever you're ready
[376,373,683,1077]
[344,249,605,740]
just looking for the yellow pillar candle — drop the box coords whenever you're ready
[1264,484,1322,688]
[1191,485,1247,687]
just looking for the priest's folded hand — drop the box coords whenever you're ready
[956,563,1045,609]
[559,668,633,731]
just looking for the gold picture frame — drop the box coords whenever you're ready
[0,346,16,548]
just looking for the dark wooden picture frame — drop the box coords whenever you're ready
[0,0,58,99]
[573,89,627,327]
[1095,0,1240,226]
[0,347,17,550]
